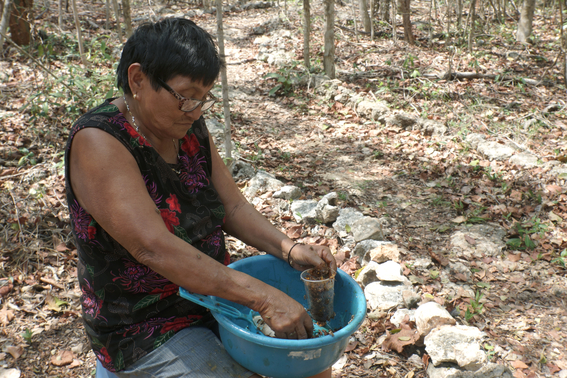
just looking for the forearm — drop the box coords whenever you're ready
[222,201,294,261]
[134,231,279,312]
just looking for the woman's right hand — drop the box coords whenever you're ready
[255,288,314,340]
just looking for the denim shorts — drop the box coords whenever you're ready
[109,326,254,378]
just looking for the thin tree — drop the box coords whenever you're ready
[111,0,122,42]
[359,0,371,32]
[8,0,32,45]
[516,0,535,42]
[351,0,359,42]
[216,0,233,165]
[560,0,566,85]
[105,0,110,29]
[467,0,477,51]
[370,0,375,39]
[323,0,335,78]
[122,0,132,37]
[391,0,397,43]
[0,0,12,54]
[70,0,87,65]
[58,0,63,29]
[303,0,310,69]
[399,0,414,44]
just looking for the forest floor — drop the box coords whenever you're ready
[0,0,566,377]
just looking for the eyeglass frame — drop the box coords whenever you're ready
[157,78,217,113]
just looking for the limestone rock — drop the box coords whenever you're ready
[375,261,404,282]
[333,208,365,237]
[415,302,456,337]
[390,309,416,327]
[355,261,380,288]
[351,240,393,265]
[290,200,318,224]
[232,160,256,181]
[464,133,486,150]
[365,281,409,311]
[355,100,390,122]
[426,362,513,378]
[476,141,516,161]
[417,119,448,137]
[366,243,400,264]
[509,152,539,168]
[385,111,419,129]
[402,289,421,309]
[243,170,284,199]
[425,325,486,370]
[352,217,389,242]
[450,231,505,259]
[273,185,301,200]
[315,192,340,224]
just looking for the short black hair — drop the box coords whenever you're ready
[116,18,224,95]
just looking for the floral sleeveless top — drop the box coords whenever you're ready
[65,100,228,372]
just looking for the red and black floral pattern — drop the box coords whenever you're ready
[65,100,228,372]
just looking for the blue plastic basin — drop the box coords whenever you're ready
[212,254,366,378]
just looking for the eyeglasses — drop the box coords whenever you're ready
[157,78,217,113]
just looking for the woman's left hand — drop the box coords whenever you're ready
[288,244,337,274]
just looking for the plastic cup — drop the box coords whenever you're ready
[300,268,335,323]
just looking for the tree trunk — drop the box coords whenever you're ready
[323,0,335,79]
[70,0,87,66]
[399,0,413,44]
[303,0,310,69]
[560,0,566,86]
[351,0,359,42]
[105,0,110,29]
[216,0,233,165]
[58,0,63,29]
[516,0,535,42]
[122,0,132,37]
[359,0,371,32]
[468,0,477,51]
[391,0,397,42]
[457,0,463,28]
[370,0,375,39]
[0,0,13,54]
[8,0,32,46]
[111,0,122,42]
[382,0,390,23]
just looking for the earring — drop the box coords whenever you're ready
[133,93,138,100]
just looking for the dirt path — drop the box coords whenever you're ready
[0,0,566,377]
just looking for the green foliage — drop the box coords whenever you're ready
[506,218,548,251]
[551,249,567,268]
[264,61,306,96]
[22,328,33,343]
[465,290,484,321]
[24,35,118,123]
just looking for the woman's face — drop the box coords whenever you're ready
[136,73,214,140]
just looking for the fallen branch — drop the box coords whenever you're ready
[422,71,551,86]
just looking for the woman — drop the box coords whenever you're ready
[65,18,336,378]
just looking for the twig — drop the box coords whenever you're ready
[8,189,24,245]
[0,31,81,97]
[40,277,65,290]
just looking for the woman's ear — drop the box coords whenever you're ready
[127,63,146,94]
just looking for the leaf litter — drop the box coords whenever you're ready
[1,0,567,377]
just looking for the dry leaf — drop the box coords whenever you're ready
[546,184,563,194]
[0,367,21,378]
[511,360,529,369]
[345,340,358,352]
[340,256,360,276]
[548,211,563,223]
[50,350,75,366]
[382,319,419,353]
[451,216,467,224]
[0,284,13,297]
[68,359,83,368]
[464,235,477,245]
[5,346,24,360]
[286,225,303,239]
[45,293,69,312]
[508,253,521,262]
[0,306,14,326]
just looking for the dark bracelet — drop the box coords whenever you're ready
[287,243,301,266]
